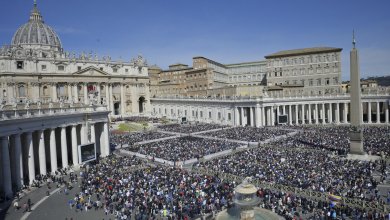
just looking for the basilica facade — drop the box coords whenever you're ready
[0,2,151,117]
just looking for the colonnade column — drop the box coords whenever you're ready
[329,103,333,123]
[109,84,114,114]
[255,106,261,127]
[315,104,319,124]
[61,127,68,168]
[1,136,12,197]
[282,105,286,115]
[240,107,245,126]
[249,107,254,127]
[25,132,35,184]
[71,125,78,166]
[343,102,348,123]
[120,83,126,115]
[12,134,23,189]
[335,103,340,124]
[288,105,292,125]
[261,106,266,126]
[385,103,389,124]
[321,103,325,124]
[38,130,47,175]
[97,84,101,105]
[376,102,380,123]
[276,106,280,125]
[80,124,87,145]
[308,104,312,124]
[367,102,372,123]
[100,122,110,157]
[301,104,305,125]
[49,128,57,173]
[270,106,275,126]
[235,107,240,126]
[295,105,299,125]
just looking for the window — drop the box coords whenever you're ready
[218,112,221,120]
[18,85,26,97]
[125,68,128,73]
[209,112,212,119]
[78,66,82,71]
[113,68,117,73]
[228,113,231,120]
[58,65,64,71]
[16,61,23,69]
[200,111,203,118]
[326,79,330,85]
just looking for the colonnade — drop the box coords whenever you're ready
[0,122,110,198]
[235,100,389,127]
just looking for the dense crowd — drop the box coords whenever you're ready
[128,136,242,161]
[72,155,235,219]
[195,146,386,203]
[290,126,390,156]
[203,127,291,142]
[157,123,227,133]
[110,132,173,147]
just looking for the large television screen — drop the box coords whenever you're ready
[278,115,288,124]
[78,143,96,163]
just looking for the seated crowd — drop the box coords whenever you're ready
[195,146,386,204]
[110,132,173,147]
[203,127,291,142]
[128,136,242,161]
[157,123,227,134]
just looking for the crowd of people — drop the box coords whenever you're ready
[128,136,242,161]
[111,116,159,123]
[71,155,235,219]
[110,132,173,147]
[289,126,390,156]
[203,127,291,142]
[195,145,386,204]
[157,123,227,134]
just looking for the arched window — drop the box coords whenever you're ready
[43,86,49,96]
[18,84,26,97]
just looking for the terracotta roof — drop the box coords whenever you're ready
[265,47,342,59]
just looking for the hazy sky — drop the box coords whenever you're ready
[1,0,389,80]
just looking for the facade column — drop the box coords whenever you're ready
[270,106,275,126]
[49,128,57,173]
[37,130,47,175]
[12,134,23,189]
[288,105,292,125]
[376,102,380,123]
[329,103,333,123]
[385,103,389,124]
[51,83,57,102]
[67,83,72,102]
[1,136,12,198]
[73,83,78,103]
[321,103,325,124]
[276,106,280,125]
[261,106,266,126]
[301,104,305,125]
[90,123,96,143]
[343,102,348,123]
[282,105,286,115]
[308,104,312,124]
[314,104,319,124]
[295,105,299,125]
[71,125,78,166]
[335,103,340,124]
[25,132,35,185]
[120,83,126,115]
[80,124,87,144]
[96,83,101,105]
[249,107,254,126]
[61,127,68,168]
[83,83,88,105]
[367,102,372,123]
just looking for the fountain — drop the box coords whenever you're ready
[216,177,282,220]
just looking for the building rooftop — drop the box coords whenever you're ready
[265,47,342,59]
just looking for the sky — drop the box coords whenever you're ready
[0,0,389,80]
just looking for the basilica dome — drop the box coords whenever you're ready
[11,2,62,51]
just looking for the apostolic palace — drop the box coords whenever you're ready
[0,1,389,203]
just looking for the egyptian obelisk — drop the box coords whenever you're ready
[349,31,364,155]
